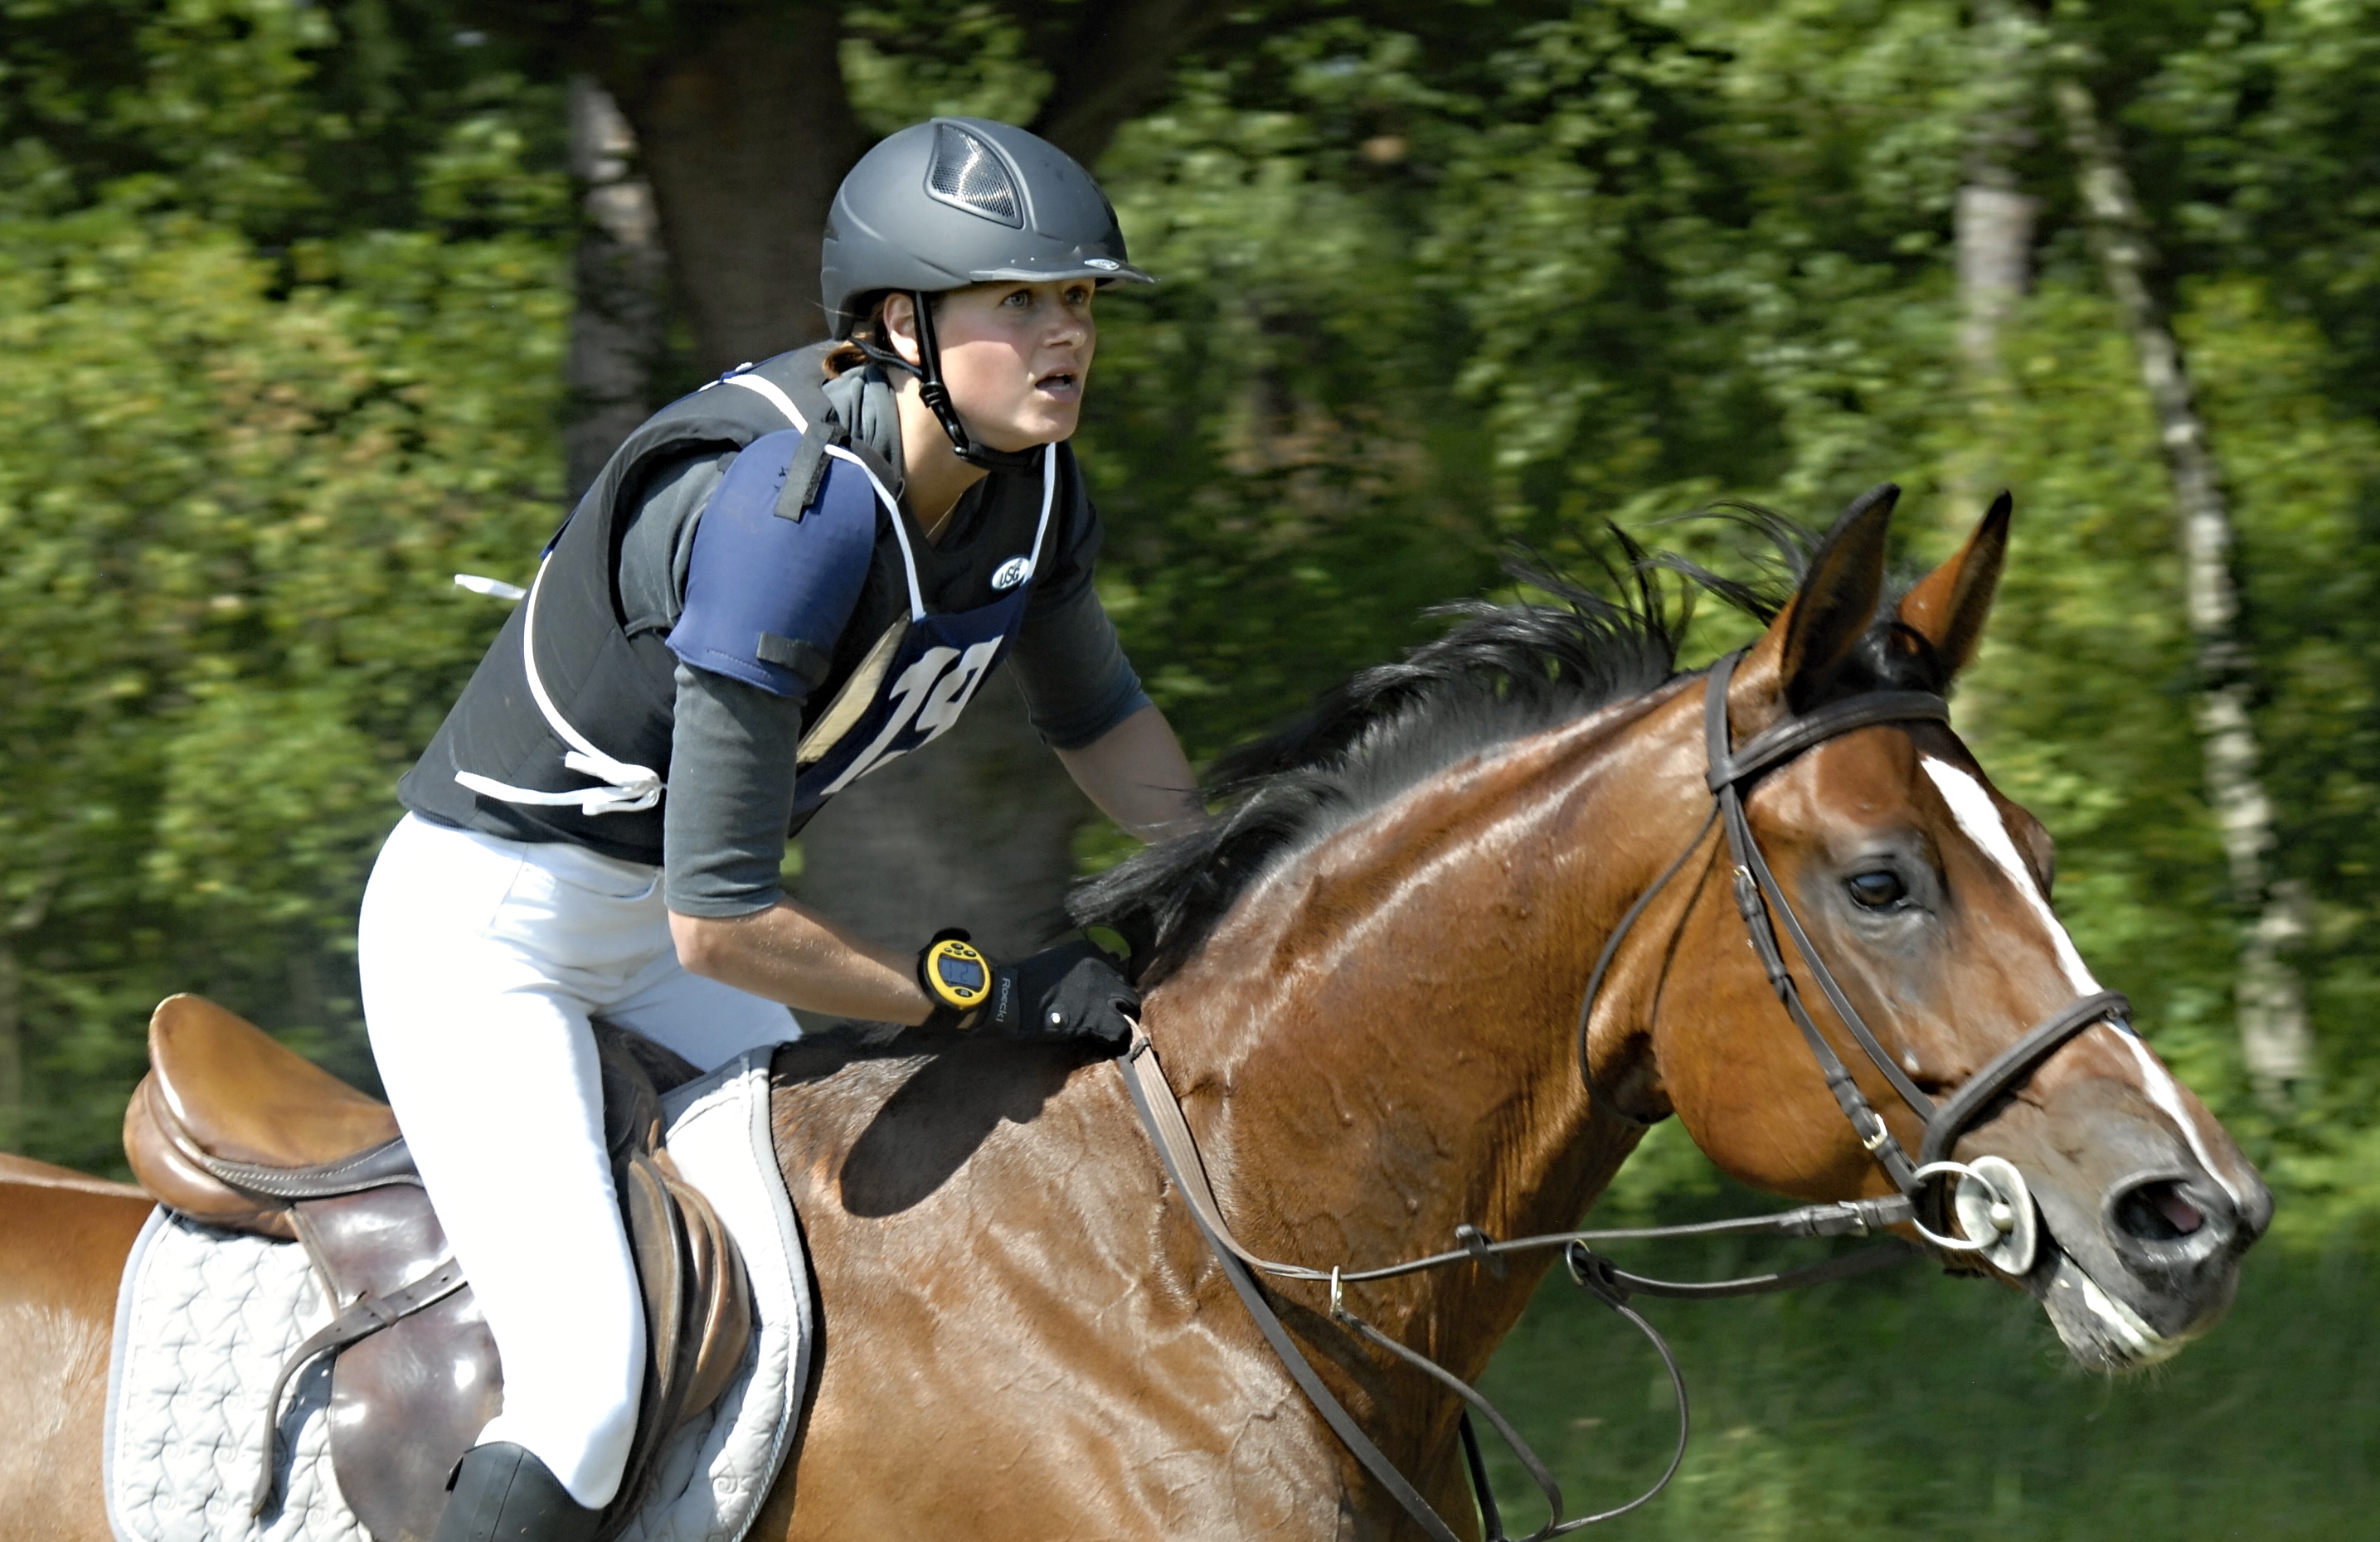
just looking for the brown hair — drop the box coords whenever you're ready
[820,291,931,380]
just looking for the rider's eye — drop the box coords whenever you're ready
[1847,870,1906,909]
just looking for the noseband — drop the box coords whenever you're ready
[1578,649,2131,1234]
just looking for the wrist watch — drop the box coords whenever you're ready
[918,928,991,1026]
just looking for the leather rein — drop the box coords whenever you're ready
[1115,652,2132,1541]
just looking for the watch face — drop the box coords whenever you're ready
[928,938,990,1006]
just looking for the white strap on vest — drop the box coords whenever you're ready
[828,441,1056,625]
[453,373,1055,817]
[723,372,809,431]
[453,371,804,819]
[452,556,666,816]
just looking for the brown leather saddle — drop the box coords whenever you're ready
[122,994,754,1542]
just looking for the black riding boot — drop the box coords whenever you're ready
[430,1443,604,1542]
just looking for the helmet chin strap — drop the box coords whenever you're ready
[887,290,1043,474]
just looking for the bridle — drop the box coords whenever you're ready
[1116,650,2133,1542]
[1580,649,2131,1229]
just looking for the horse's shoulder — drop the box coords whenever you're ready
[766,1032,1135,1224]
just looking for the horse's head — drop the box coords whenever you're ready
[1610,485,2271,1371]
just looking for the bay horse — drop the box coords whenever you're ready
[0,487,2267,1540]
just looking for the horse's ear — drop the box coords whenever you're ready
[1896,491,2011,680]
[1748,482,1897,713]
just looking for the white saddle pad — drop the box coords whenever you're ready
[103,1050,814,1542]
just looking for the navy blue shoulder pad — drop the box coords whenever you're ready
[667,430,879,699]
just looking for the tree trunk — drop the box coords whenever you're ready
[1955,185,2036,379]
[609,7,868,377]
[1950,0,2040,521]
[566,75,671,503]
[1025,0,1225,166]
[2052,75,2313,1100]
[791,672,1090,962]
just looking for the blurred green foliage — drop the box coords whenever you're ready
[4,0,2379,1528]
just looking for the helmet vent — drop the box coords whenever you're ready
[925,124,1023,228]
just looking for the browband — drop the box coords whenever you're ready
[1708,690,1950,792]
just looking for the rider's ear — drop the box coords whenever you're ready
[1896,491,2011,681]
[880,293,926,370]
[1749,482,1897,714]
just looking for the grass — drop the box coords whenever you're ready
[1474,1176,2379,1540]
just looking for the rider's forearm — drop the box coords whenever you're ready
[1055,704,1207,843]
[670,900,933,1024]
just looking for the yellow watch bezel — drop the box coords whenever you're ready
[923,937,991,1010]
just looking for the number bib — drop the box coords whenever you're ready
[788,443,1056,817]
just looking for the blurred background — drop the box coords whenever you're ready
[3,0,2377,1533]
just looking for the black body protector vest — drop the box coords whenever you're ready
[398,345,1067,866]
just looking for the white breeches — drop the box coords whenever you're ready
[358,813,799,1509]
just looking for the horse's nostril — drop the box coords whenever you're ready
[2115,1179,2205,1243]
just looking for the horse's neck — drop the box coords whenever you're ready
[1148,683,1702,1376]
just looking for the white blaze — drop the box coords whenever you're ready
[1921,758,2248,1207]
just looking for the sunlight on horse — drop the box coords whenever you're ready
[0,487,2266,1540]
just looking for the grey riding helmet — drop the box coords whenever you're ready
[820,117,1152,466]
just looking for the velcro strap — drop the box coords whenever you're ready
[776,419,848,523]
[755,633,832,689]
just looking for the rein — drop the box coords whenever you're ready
[1115,652,2135,1540]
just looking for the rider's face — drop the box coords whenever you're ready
[886,279,1097,453]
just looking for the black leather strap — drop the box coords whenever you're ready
[1115,1045,1468,1542]
[1703,656,1928,1189]
[1601,1238,1917,1300]
[1709,690,1950,792]
[1919,989,2130,1166]
[250,1256,468,1515]
[1573,803,1719,1126]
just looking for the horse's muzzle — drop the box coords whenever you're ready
[1970,1079,2271,1370]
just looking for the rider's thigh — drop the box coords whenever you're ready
[605,961,802,1074]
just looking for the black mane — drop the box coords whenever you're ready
[1071,516,1948,986]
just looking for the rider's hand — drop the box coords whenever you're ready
[986,938,1139,1046]
[918,931,1137,1045]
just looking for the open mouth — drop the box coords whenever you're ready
[2032,1245,2193,1371]
[1036,371,1080,397]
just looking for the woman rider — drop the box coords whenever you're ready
[360,117,1202,1542]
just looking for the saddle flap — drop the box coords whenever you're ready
[148,994,401,1170]
[610,1150,689,1525]
[663,1156,753,1431]
[310,1186,502,1542]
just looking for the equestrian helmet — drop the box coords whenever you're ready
[819,117,1152,335]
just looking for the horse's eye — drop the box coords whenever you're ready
[1847,870,1906,909]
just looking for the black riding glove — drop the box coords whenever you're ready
[918,931,1138,1046]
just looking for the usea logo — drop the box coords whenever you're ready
[1084,258,1120,271]
[992,556,1034,591]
